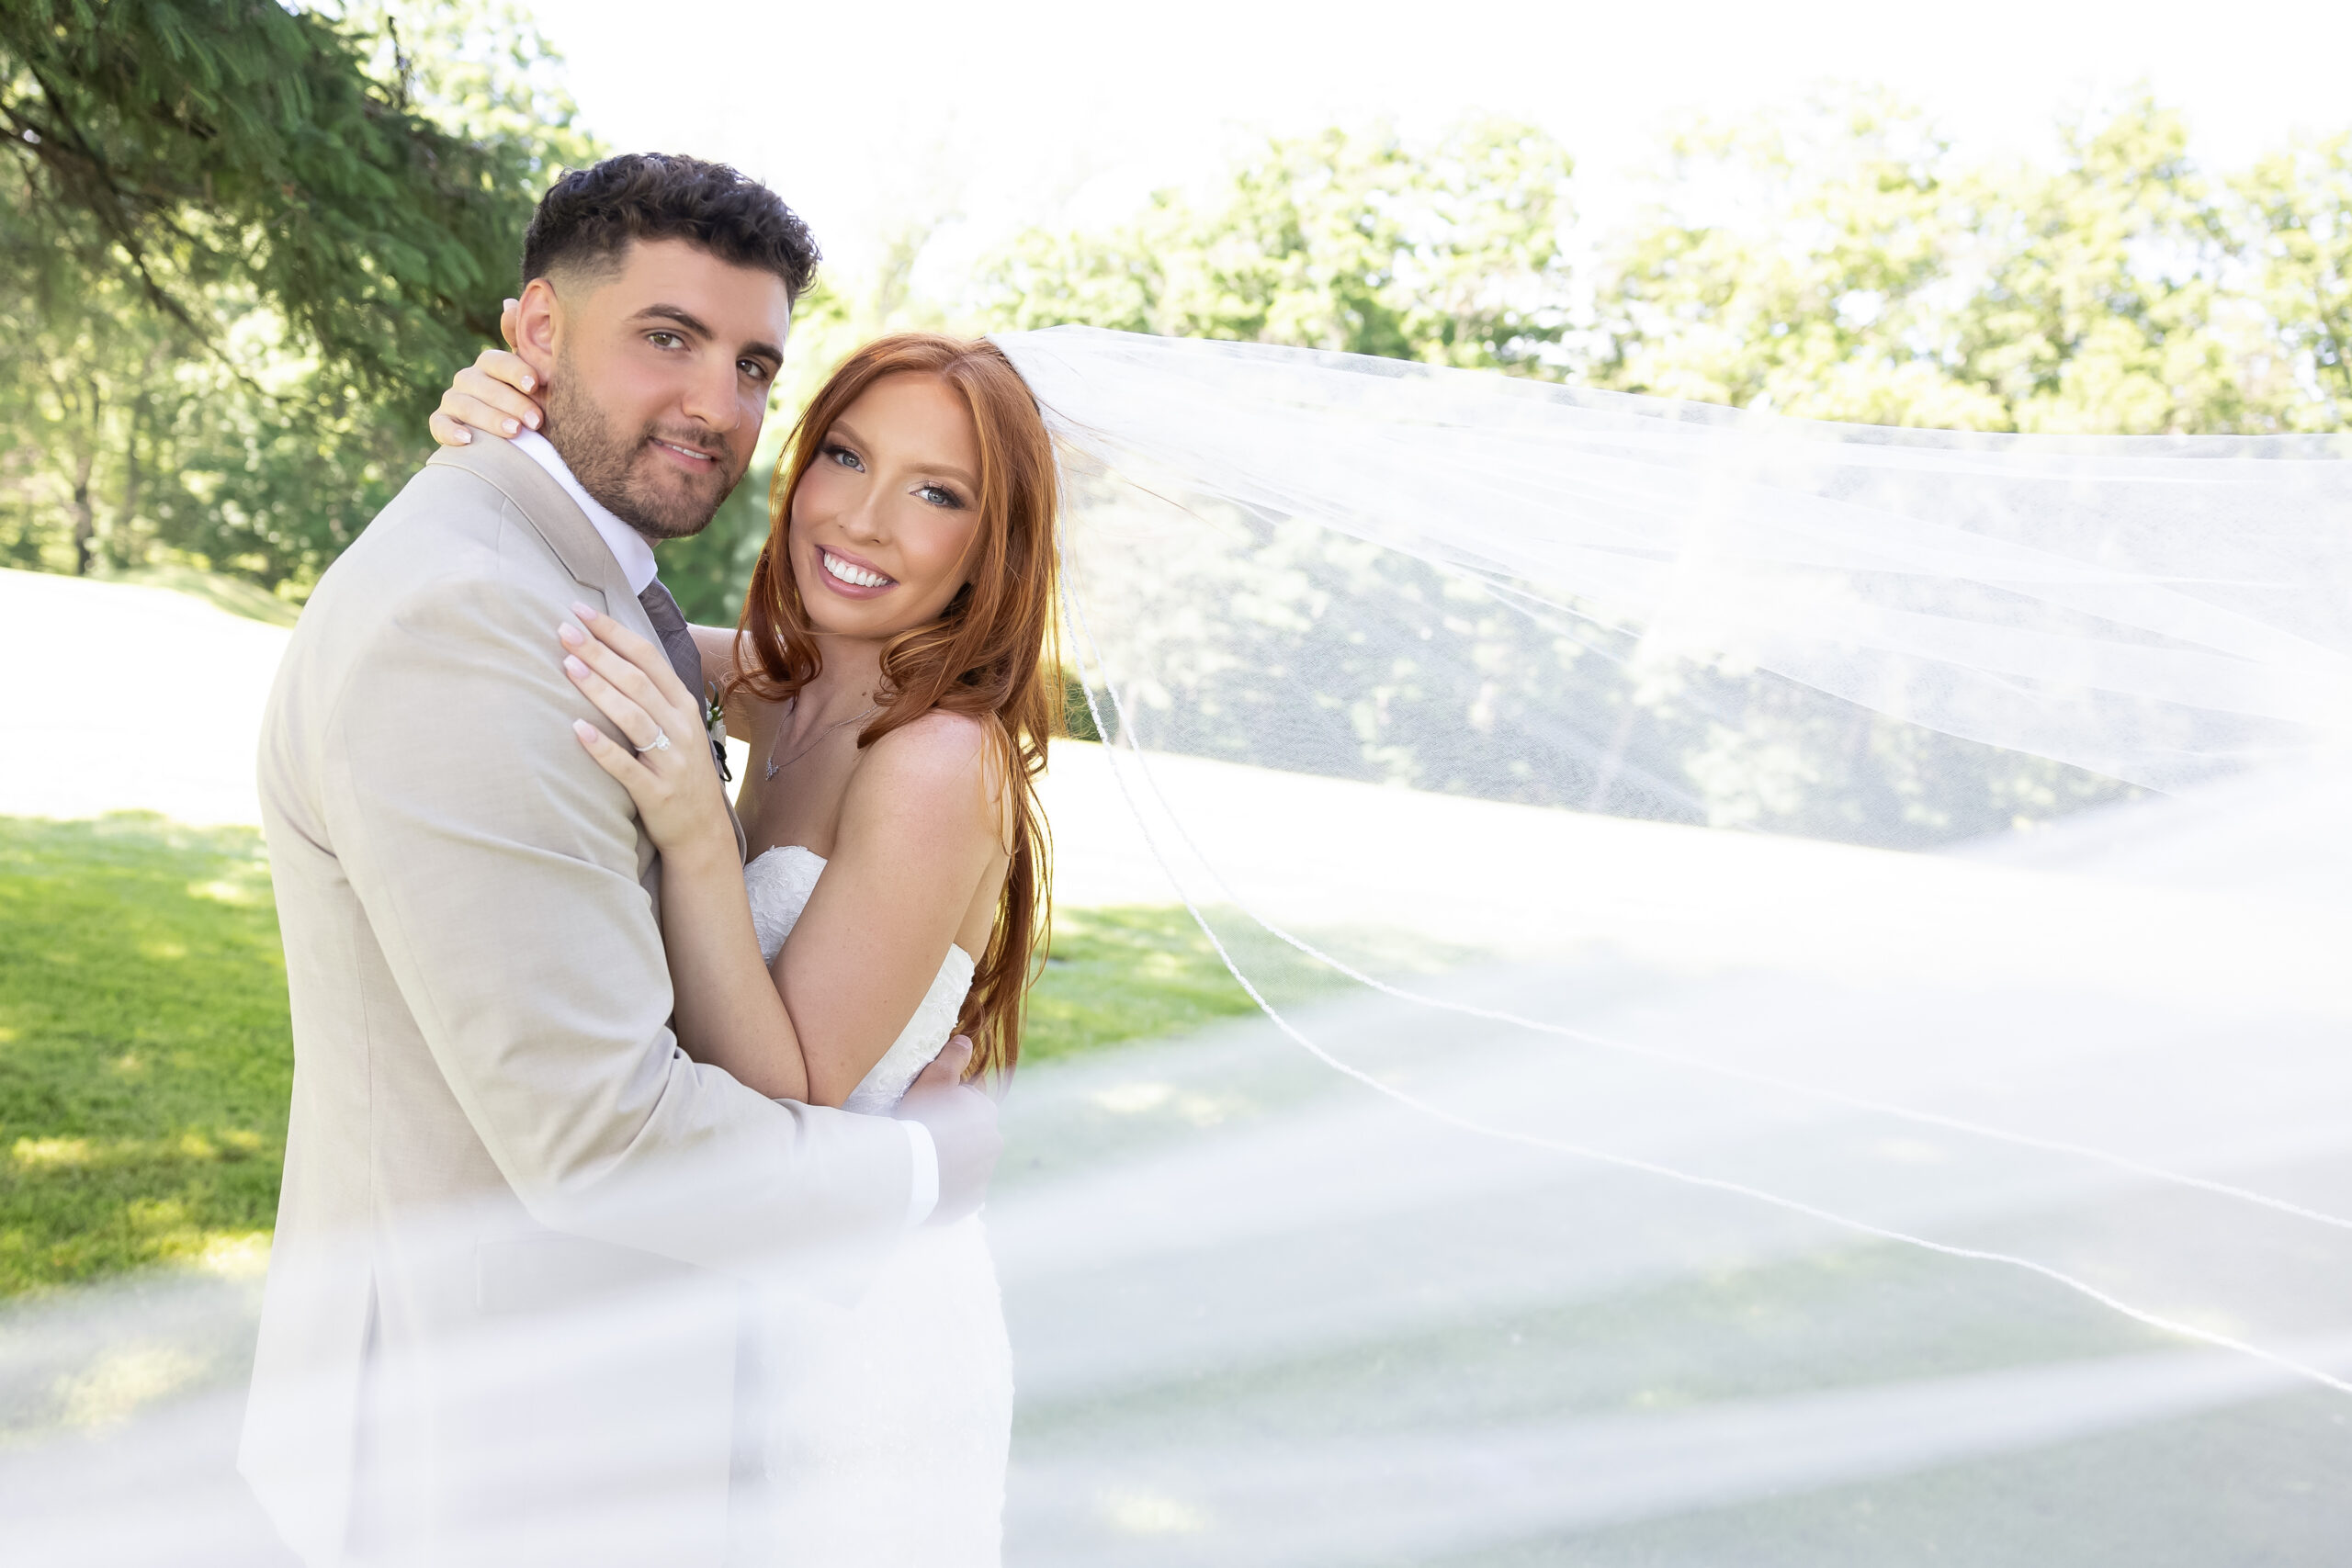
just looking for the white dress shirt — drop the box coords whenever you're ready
[514,428,939,1225]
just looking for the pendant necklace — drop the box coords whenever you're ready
[763,697,881,782]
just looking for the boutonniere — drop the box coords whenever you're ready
[703,684,732,782]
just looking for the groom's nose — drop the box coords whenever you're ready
[676,355,746,443]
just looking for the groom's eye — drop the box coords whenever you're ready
[740,359,773,383]
[647,331,684,350]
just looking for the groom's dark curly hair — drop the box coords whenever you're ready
[521,152,820,301]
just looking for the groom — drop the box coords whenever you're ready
[242,154,1000,1566]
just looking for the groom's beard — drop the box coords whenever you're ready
[543,367,744,542]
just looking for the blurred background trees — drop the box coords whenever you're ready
[0,0,596,593]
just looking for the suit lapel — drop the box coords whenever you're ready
[428,438,617,597]
[425,439,748,867]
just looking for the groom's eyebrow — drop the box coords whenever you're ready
[629,304,783,368]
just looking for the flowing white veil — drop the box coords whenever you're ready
[984,328,2352,1562]
[6,327,2350,1564]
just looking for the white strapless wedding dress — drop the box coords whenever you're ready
[742,846,1012,1565]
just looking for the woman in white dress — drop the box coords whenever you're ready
[430,332,1062,1563]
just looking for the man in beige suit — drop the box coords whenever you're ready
[241,154,1001,1566]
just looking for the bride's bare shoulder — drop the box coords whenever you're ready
[851,710,1002,829]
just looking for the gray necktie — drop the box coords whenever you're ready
[637,579,702,695]
[637,579,729,781]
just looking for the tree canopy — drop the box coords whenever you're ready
[979,119,1575,374]
[974,98,2352,437]
[1,0,595,582]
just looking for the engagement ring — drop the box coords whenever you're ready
[636,730,672,754]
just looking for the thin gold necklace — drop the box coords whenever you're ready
[763,696,881,782]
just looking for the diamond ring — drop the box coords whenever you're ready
[635,730,673,754]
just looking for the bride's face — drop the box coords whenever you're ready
[787,372,983,641]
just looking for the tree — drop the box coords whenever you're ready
[0,0,596,584]
[3,0,555,397]
[976,120,1576,373]
[1592,93,2011,427]
[1590,94,2342,437]
[2237,133,2352,430]
[1951,100,2267,434]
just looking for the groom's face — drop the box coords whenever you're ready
[516,238,791,541]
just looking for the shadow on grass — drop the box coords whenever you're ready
[0,815,288,1296]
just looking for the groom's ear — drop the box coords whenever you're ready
[512,276,562,384]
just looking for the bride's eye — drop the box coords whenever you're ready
[823,443,865,472]
[916,482,965,509]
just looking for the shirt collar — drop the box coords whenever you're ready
[513,429,659,597]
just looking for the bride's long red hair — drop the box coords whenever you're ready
[735,334,1060,1078]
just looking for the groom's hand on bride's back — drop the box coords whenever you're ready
[897,1036,1001,1224]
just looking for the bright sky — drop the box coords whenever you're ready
[526,0,2352,290]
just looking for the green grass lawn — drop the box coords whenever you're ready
[0,813,1347,1298]
[0,817,291,1297]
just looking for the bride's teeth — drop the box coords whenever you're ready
[825,551,889,589]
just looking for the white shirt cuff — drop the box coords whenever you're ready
[902,1120,939,1227]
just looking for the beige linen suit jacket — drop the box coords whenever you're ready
[239,438,912,1565]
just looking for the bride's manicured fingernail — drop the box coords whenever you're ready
[572,719,597,742]
[573,602,599,621]
[564,655,587,677]
[503,419,519,434]
[559,622,583,647]
[519,373,535,391]
[526,410,539,428]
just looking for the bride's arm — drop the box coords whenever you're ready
[775,713,1002,1104]
[560,608,999,1105]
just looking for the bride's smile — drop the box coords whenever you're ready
[818,546,896,593]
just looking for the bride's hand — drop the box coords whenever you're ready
[560,604,735,864]
[426,300,546,448]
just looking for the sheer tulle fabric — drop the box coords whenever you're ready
[989,329,2352,1562]
[6,330,2349,1564]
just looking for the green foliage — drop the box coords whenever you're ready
[1592,94,2349,434]
[1593,94,2009,426]
[2238,132,2352,429]
[978,119,1576,373]
[980,94,2352,439]
[3,0,564,396]
[0,816,289,1295]
[0,0,600,591]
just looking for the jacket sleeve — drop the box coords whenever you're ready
[317,530,912,1271]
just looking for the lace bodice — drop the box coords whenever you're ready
[742,845,977,1114]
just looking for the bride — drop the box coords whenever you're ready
[430,331,1060,1562]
